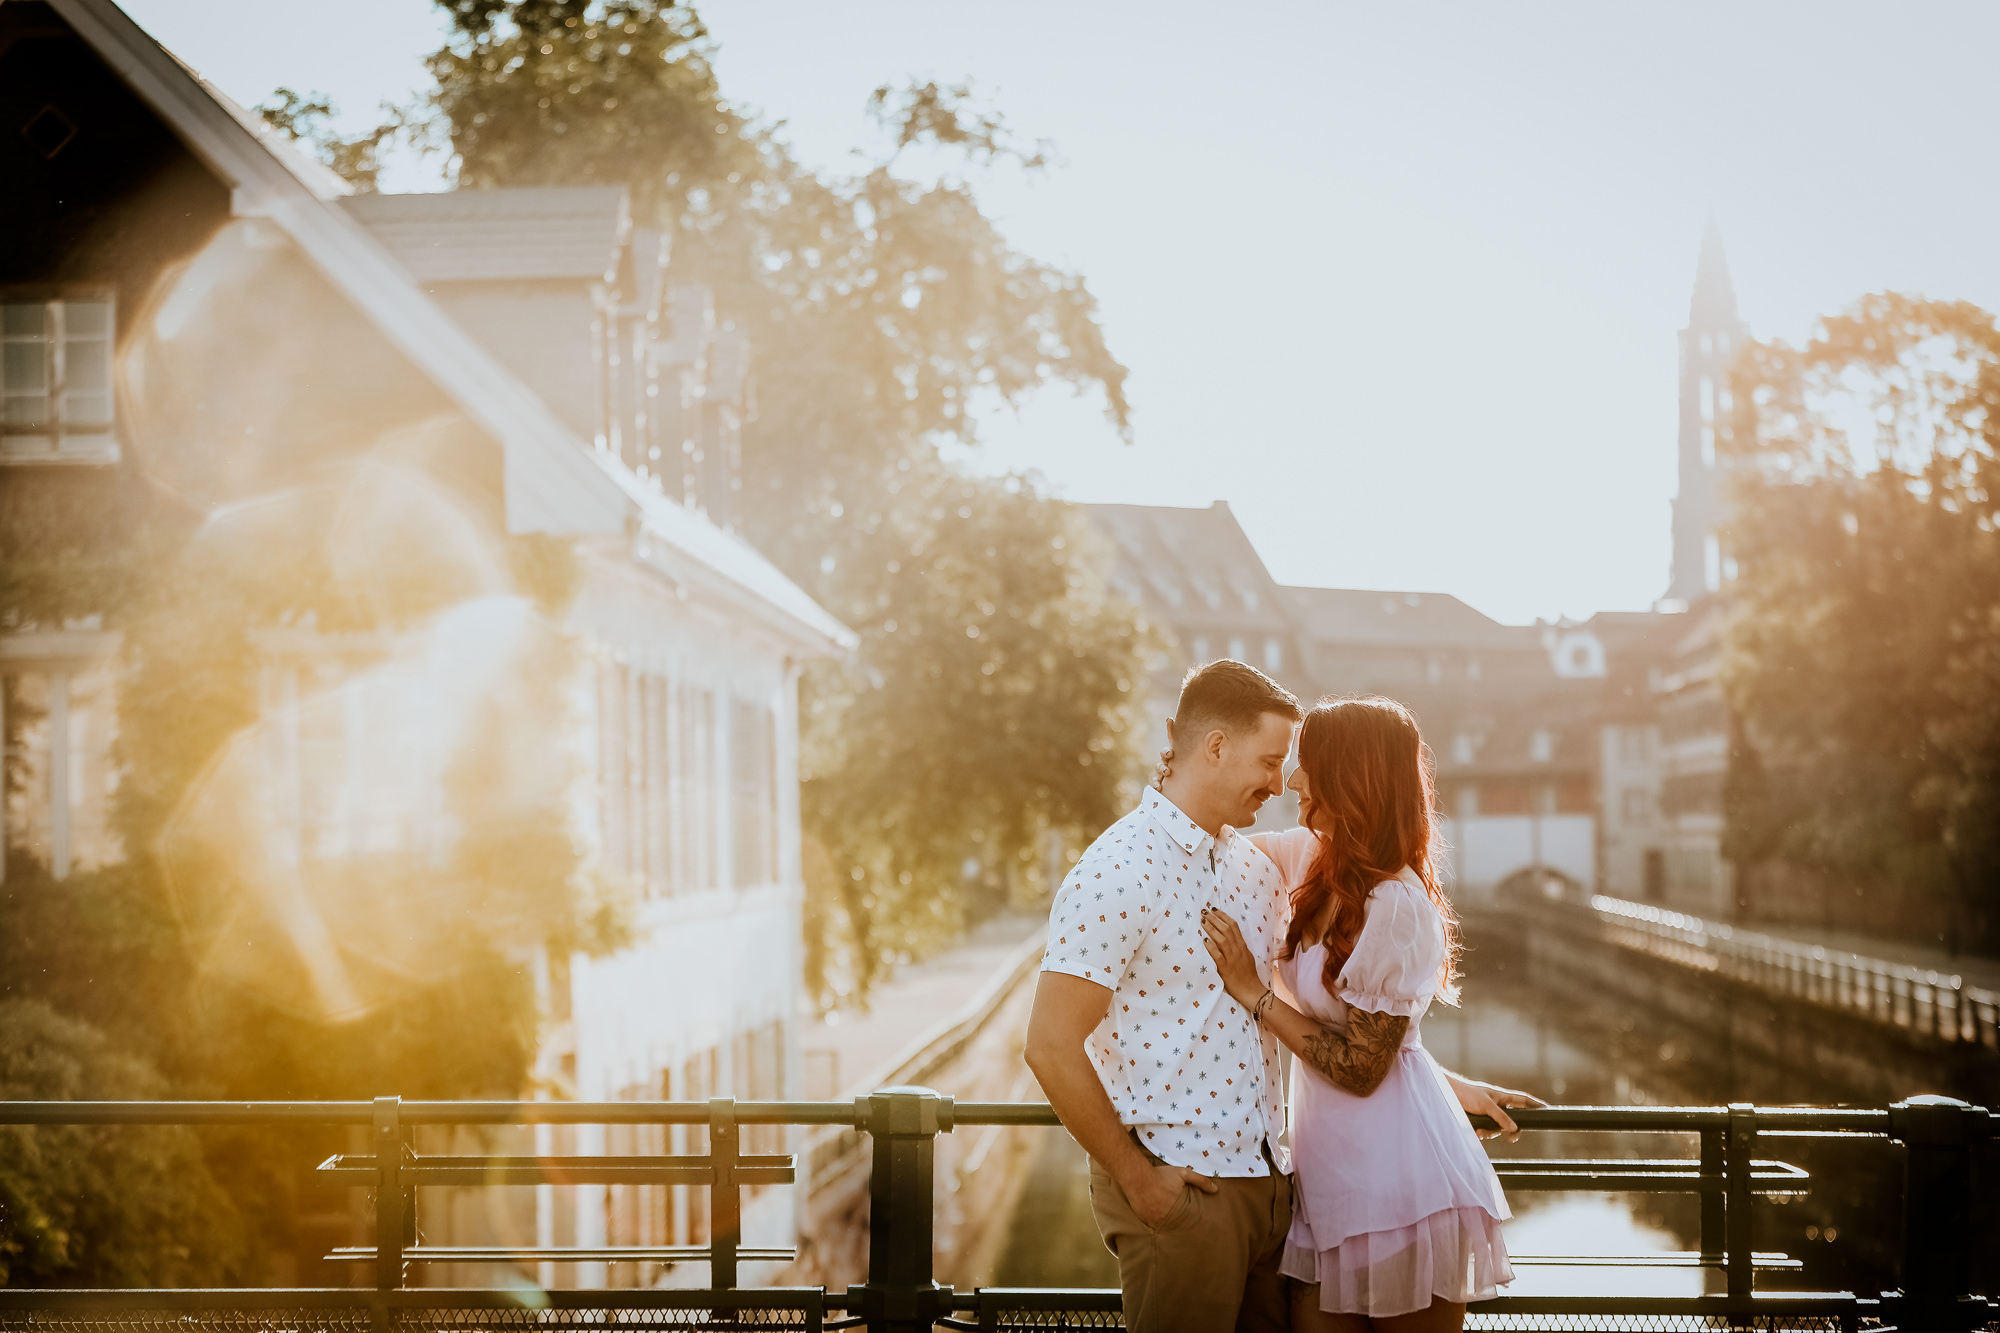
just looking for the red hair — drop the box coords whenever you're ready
[1282,696,1460,1003]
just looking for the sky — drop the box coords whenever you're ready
[119,0,2000,624]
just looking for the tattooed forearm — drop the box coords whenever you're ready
[1298,1009,1409,1097]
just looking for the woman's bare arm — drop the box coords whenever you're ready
[1199,907,1407,1096]
[1261,992,1408,1096]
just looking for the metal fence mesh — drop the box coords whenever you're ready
[978,1312,1124,1331]
[404,1311,818,1332]
[0,1310,819,1333]
[0,1313,377,1333]
[1464,1317,1884,1332]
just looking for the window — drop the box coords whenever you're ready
[3,662,119,879]
[1451,732,1477,765]
[1620,726,1650,765]
[1643,848,1666,902]
[1227,636,1246,663]
[1704,534,1722,593]
[1699,333,1713,356]
[1701,425,1716,468]
[1466,655,1481,681]
[1699,376,1714,423]
[643,674,672,895]
[1622,788,1654,822]
[730,699,776,888]
[681,686,718,891]
[3,297,117,461]
[680,1046,718,1242]
[1263,638,1282,674]
[1190,636,1209,664]
[1529,729,1554,762]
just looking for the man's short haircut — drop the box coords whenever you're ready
[1173,659,1302,744]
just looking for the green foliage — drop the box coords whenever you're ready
[0,466,158,630]
[0,1000,246,1286]
[798,472,1156,1001]
[254,87,405,191]
[507,532,585,616]
[1721,293,2000,949]
[414,0,1143,994]
[866,79,1054,171]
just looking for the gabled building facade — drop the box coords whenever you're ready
[1083,501,1314,829]
[1,0,849,1285]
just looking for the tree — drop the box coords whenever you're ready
[412,0,1150,994]
[254,88,406,191]
[798,469,1154,1000]
[0,1000,246,1286]
[1721,293,2000,952]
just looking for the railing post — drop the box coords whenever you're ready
[710,1097,740,1290]
[1698,1126,1725,1265]
[372,1096,407,1292]
[1724,1103,1754,1303]
[1888,1096,1983,1331]
[848,1085,953,1332]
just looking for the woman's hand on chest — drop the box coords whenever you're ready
[1197,908,1268,1008]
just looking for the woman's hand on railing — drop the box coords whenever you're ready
[1442,1071,1545,1142]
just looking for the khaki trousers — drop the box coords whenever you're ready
[1088,1141,1292,1333]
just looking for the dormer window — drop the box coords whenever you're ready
[3,296,118,463]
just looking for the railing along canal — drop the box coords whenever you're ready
[0,1092,1992,1331]
[1590,895,2000,1052]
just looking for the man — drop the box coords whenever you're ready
[1025,659,1301,1333]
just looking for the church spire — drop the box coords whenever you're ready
[1666,222,1749,603]
[1689,218,1739,328]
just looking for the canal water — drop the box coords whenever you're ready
[992,931,1914,1298]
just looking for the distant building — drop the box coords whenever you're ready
[1653,598,1734,916]
[1083,501,1313,829]
[1280,587,1589,895]
[1284,586,1549,700]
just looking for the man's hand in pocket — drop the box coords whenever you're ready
[1120,1160,1218,1228]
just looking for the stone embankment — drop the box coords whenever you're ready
[1477,895,2000,1105]
[787,919,1049,1289]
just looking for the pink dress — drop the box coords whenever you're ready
[1252,829,1514,1317]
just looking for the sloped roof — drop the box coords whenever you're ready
[339,188,630,284]
[41,0,850,655]
[1085,502,1294,632]
[1283,585,1527,650]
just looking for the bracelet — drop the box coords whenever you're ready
[1252,988,1276,1024]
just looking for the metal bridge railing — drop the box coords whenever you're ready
[0,1092,1993,1332]
[1589,894,2000,1052]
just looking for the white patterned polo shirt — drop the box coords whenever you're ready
[1041,787,1291,1177]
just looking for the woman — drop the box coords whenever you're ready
[1201,696,1527,1332]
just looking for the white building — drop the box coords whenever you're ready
[1,0,851,1283]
